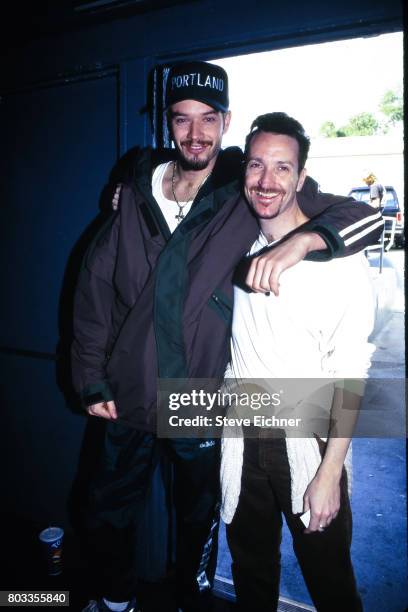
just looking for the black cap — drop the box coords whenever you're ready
[165,61,229,112]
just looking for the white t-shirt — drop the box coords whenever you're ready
[220,232,376,522]
[152,162,193,233]
[227,232,376,380]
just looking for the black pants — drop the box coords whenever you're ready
[226,436,363,612]
[84,421,220,609]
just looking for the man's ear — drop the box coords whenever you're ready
[296,167,307,192]
[223,111,232,134]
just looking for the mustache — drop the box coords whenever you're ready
[181,139,212,146]
[249,187,284,194]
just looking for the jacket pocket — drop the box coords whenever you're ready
[208,289,233,325]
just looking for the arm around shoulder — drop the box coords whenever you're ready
[298,178,384,258]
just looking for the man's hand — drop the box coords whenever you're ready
[303,469,341,533]
[112,184,123,211]
[86,400,118,420]
[302,399,355,533]
[246,232,326,296]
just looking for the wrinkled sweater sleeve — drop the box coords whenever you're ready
[296,176,384,258]
[324,259,376,379]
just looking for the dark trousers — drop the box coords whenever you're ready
[226,436,363,612]
[84,422,220,609]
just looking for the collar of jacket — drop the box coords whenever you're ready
[130,146,243,240]
[132,145,244,187]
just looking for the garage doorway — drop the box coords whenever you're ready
[211,32,405,612]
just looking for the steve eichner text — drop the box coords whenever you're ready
[168,390,282,411]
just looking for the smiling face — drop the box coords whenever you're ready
[244,131,306,220]
[169,99,231,171]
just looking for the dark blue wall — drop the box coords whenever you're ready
[0,0,403,530]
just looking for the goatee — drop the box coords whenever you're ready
[177,157,211,171]
[176,142,221,171]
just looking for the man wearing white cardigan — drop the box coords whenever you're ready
[220,113,375,612]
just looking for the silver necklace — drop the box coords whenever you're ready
[171,161,211,223]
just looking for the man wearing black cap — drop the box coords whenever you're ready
[72,60,383,612]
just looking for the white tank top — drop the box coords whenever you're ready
[152,162,193,233]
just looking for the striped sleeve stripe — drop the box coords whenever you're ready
[344,219,385,247]
[338,211,383,238]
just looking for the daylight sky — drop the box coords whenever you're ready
[214,32,403,148]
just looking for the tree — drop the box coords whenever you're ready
[319,121,337,138]
[335,126,348,137]
[379,89,403,125]
[319,112,380,138]
[342,112,379,136]
[319,86,403,138]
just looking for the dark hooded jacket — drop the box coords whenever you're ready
[71,146,383,430]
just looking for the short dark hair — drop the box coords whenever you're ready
[244,112,310,172]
